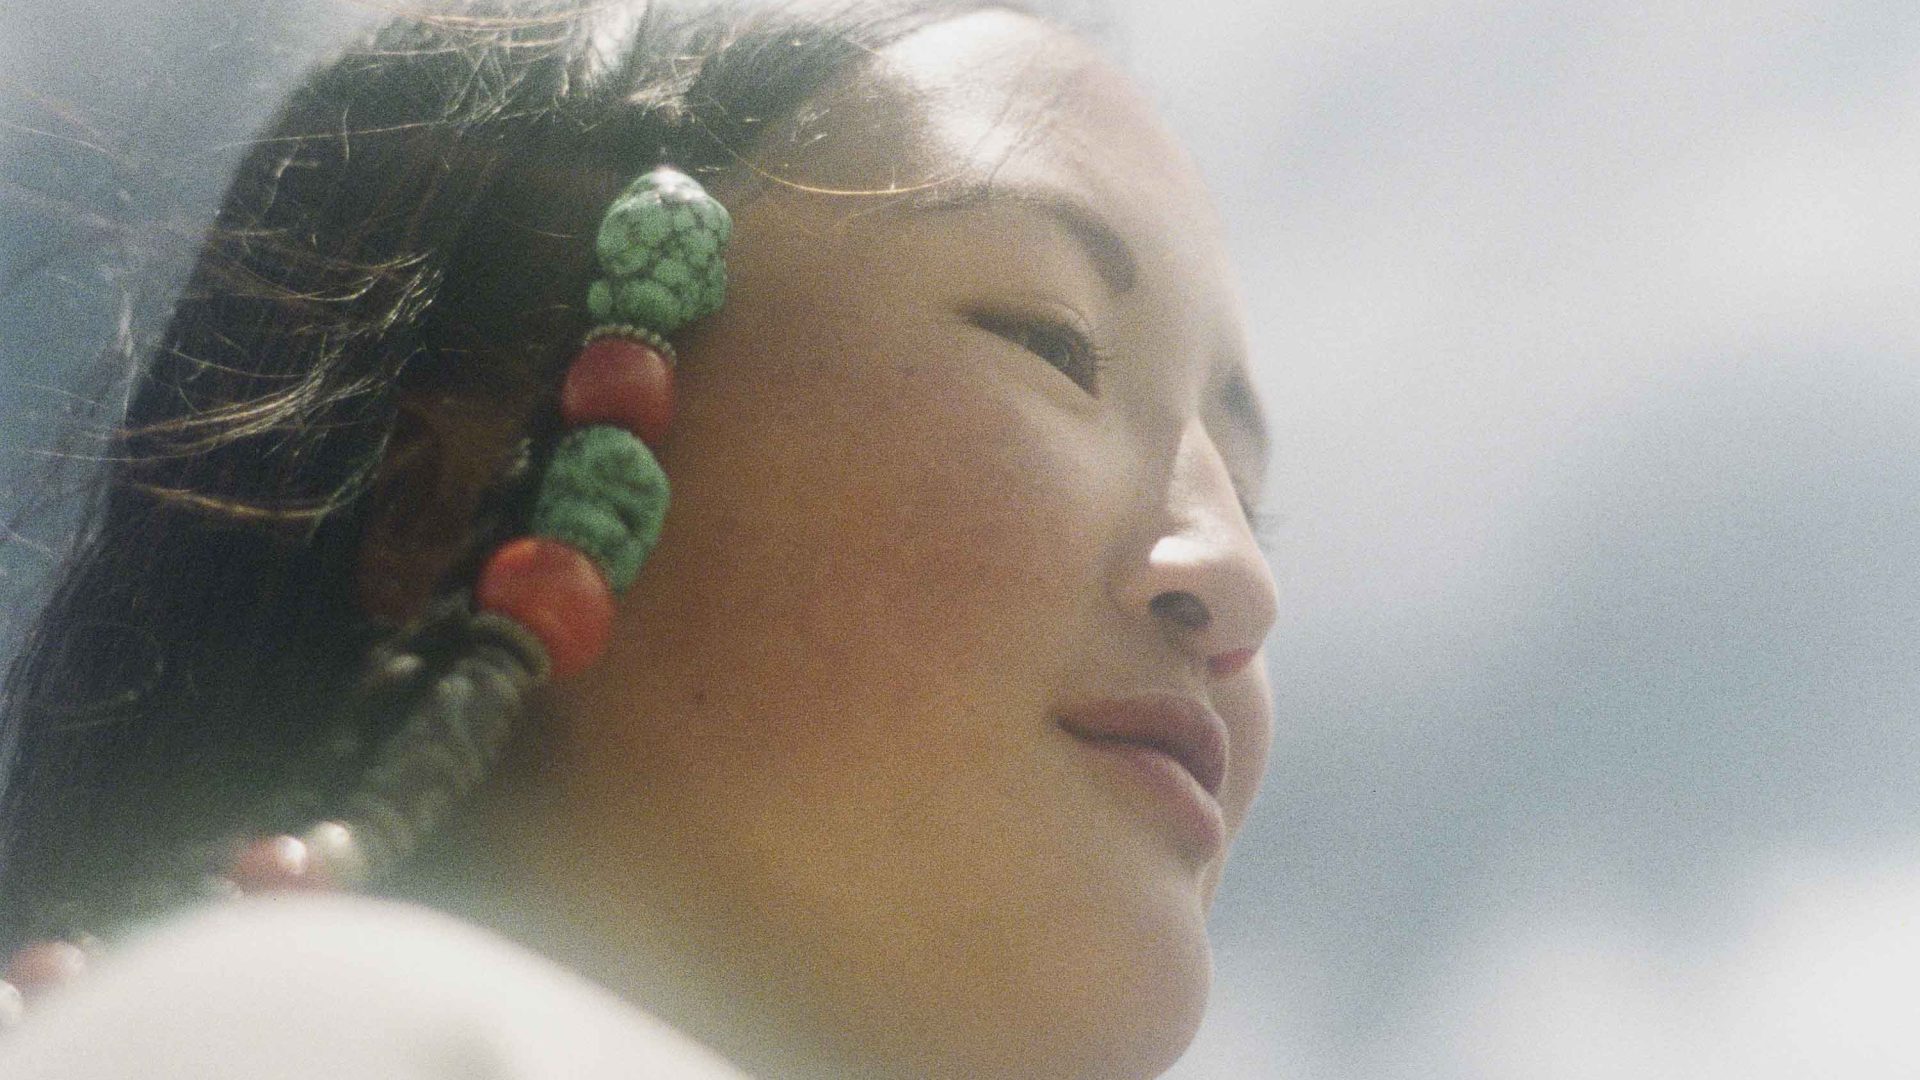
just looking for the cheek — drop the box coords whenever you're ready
[660,317,1119,708]
[542,297,1182,1023]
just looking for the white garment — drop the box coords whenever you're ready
[0,894,750,1078]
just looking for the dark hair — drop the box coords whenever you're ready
[0,0,1093,952]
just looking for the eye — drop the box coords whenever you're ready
[969,311,1104,394]
[1232,476,1277,542]
[1240,498,1276,541]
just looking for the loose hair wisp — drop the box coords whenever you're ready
[0,0,1066,957]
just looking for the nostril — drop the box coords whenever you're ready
[1150,591,1211,632]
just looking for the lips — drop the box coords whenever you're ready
[1055,694,1228,798]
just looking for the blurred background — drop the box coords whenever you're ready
[5,1,1919,1077]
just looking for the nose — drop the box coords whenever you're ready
[1113,423,1280,680]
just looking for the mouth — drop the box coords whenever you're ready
[1054,694,1228,799]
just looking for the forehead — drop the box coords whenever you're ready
[884,14,1255,406]
[717,10,1265,463]
[741,12,1230,283]
[874,13,1223,250]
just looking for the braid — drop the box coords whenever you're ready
[11,596,550,947]
[0,0,1040,964]
[330,596,550,885]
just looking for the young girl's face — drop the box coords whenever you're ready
[511,11,1278,1078]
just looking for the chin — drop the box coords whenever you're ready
[1047,849,1217,1078]
[1108,934,1214,1080]
[1035,908,1216,1080]
[896,896,1214,1080]
[941,978,1211,1080]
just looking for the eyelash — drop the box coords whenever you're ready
[1241,500,1278,545]
[971,309,1274,540]
[969,311,1106,394]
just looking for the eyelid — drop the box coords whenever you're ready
[1231,483,1263,528]
[965,304,1107,395]
[1240,496,1271,533]
[1225,462,1273,538]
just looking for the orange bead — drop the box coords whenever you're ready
[475,536,614,677]
[561,335,675,447]
[4,940,86,999]
[228,834,327,894]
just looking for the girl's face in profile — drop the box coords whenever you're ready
[503,10,1278,1078]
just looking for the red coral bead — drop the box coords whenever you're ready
[561,335,675,447]
[4,940,86,999]
[229,834,328,894]
[475,536,614,678]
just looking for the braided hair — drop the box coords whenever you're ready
[0,0,1094,953]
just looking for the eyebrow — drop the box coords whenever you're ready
[883,179,1140,296]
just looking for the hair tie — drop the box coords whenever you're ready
[0,166,733,1018]
[483,165,730,675]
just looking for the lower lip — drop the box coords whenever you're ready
[1070,737,1226,856]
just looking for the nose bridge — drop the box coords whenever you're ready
[1114,417,1279,674]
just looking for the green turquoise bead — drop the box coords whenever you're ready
[586,279,614,322]
[652,257,694,291]
[530,426,669,593]
[613,278,681,332]
[682,228,718,263]
[606,203,672,271]
[589,167,732,335]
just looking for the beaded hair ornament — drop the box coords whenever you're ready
[0,167,732,1019]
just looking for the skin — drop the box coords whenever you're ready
[367,11,1278,1080]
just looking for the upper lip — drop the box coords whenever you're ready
[1055,693,1229,798]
